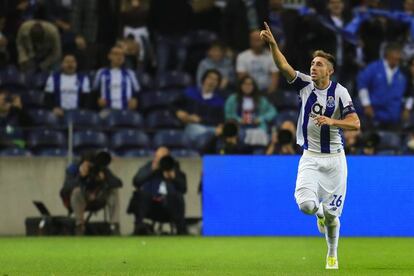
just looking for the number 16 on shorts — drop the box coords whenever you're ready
[329,194,343,208]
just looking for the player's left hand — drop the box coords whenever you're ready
[314,115,335,127]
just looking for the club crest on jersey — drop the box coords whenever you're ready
[326,96,335,108]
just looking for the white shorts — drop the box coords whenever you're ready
[294,150,348,217]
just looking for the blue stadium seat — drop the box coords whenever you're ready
[23,90,44,108]
[274,110,299,128]
[25,71,49,89]
[156,71,192,89]
[0,127,24,148]
[27,129,67,153]
[28,109,60,127]
[117,149,154,157]
[0,65,26,91]
[376,131,401,151]
[188,30,218,46]
[274,90,300,110]
[153,129,188,149]
[171,149,200,157]
[139,90,181,113]
[0,148,31,156]
[137,72,154,91]
[73,130,108,153]
[104,110,143,129]
[110,129,150,154]
[36,148,68,156]
[146,110,182,129]
[64,110,101,129]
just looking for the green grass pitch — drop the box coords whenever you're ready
[1,237,413,275]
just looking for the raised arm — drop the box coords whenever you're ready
[260,22,296,82]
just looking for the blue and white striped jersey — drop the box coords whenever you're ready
[94,68,140,109]
[289,71,356,153]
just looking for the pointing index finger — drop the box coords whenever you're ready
[264,22,271,31]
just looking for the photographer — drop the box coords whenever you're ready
[60,151,122,235]
[266,120,302,155]
[128,147,188,235]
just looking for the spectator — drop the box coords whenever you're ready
[173,69,225,145]
[120,0,152,69]
[71,0,120,69]
[116,38,141,70]
[236,30,279,93]
[343,129,361,155]
[94,46,140,111]
[266,120,301,155]
[358,43,409,129]
[149,0,193,74]
[225,76,277,146]
[402,56,414,122]
[222,0,269,52]
[202,120,253,154]
[0,89,30,129]
[16,20,62,72]
[128,147,188,235]
[60,151,122,235]
[196,41,236,90]
[44,54,93,117]
[405,126,414,154]
[360,131,380,155]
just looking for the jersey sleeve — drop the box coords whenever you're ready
[339,88,356,118]
[287,71,312,93]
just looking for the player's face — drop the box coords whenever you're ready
[241,78,254,95]
[310,57,333,81]
[61,55,77,74]
[109,47,125,68]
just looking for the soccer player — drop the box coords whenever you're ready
[260,22,360,269]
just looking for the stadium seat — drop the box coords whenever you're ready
[188,30,218,47]
[23,90,44,108]
[0,148,31,156]
[35,148,68,156]
[137,72,154,92]
[104,110,144,129]
[139,90,181,113]
[146,110,182,129]
[156,71,192,89]
[274,110,299,128]
[153,129,188,149]
[25,71,49,89]
[110,129,150,154]
[171,149,200,157]
[274,90,300,110]
[0,65,26,91]
[376,131,401,151]
[64,110,101,129]
[28,109,60,127]
[73,130,108,153]
[0,127,24,148]
[27,129,67,153]
[115,149,153,157]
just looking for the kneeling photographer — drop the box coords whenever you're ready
[128,147,188,235]
[60,151,122,235]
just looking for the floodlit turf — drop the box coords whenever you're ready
[1,237,413,275]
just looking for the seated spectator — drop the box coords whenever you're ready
[173,69,225,145]
[360,132,380,155]
[116,38,141,70]
[225,76,277,146]
[202,120,253,155]
[16,20,61,72]
[44,54,92,117]
[196,41,236,90]
[94,46,140,111]
[0,89,30,129]
[358,43,408,129]
[128,147,188,235]
[236,30,279,93]
[266,120,301,155]
[60,151,122,235]
[402,56,414,122]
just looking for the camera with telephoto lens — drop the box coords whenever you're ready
[83,151,112,191]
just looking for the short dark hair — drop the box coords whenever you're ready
[384,42,402,55]
[201,69,222,86]
[222,121,239,138]
[159,155,175,172]
[312,50,336,69]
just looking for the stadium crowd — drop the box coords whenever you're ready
[1,0,414,158]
